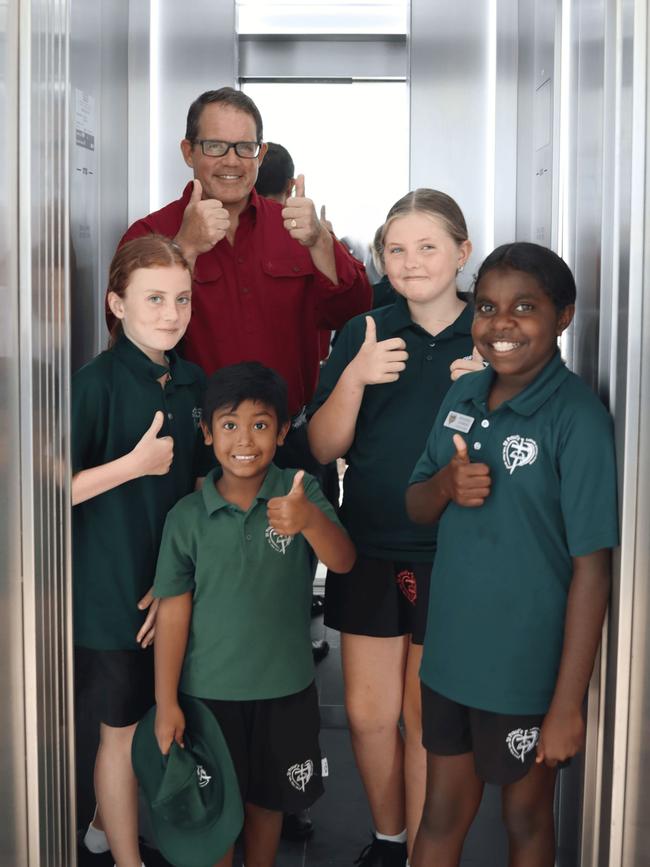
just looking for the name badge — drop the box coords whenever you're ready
[443,410,475,433]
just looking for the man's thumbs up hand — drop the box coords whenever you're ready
[446,434,491,507]
[282,173,322,248]
[347,316,408,388]
[175,178,230,263]
[267,469,313,535]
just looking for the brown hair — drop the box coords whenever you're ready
[379,189,469,263]
[107,235,192,348]
[185,87,264,144]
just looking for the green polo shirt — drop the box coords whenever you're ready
[153,464,342,701]
[409,351,619,714]
[309,297,473,560]
[72,335,213,650]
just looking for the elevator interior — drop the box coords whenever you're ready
[1,0,650,865]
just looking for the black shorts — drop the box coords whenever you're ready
[420,682,569,786]
[197,681,325,813]
[324,556,432,644]
[74,646,155,728]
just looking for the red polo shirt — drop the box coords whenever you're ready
[114,184,371,415]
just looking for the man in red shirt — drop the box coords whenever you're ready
[113,87,371,424]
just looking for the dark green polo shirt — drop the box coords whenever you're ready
[410,351,619,714]
[309,297,473,560]
[153,464,342,701]
[72,335,213,650]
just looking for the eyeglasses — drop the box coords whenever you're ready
[196,140,262,158]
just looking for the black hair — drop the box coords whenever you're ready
[474,242,577,310]
[202,362,289,430]
[255,142,295,197]
[185,87,264,143]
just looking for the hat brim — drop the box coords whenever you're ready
[133,696,243,867]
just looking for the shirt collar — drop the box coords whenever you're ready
[462,350,570,417]
[201,462,287,516]
[112,333,171,381]
[383,296,473,338]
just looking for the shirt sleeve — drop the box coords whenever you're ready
[307,316,363,418]
[312,239,372,329]
[558,398,620,556]
[153,505,197,598]
[71,367,109,475]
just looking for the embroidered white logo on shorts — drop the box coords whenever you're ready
[265,525,294,554]
[196,764,212,788]
[502,435,538,475]
[287,760,314,792]
[506,727,540,762]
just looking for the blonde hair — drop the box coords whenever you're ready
[378,189,469,264]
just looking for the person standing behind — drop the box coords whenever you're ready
[308,190,474,866]
[254,141,296,203]
[111,87,371,432]
[73,236,211,867]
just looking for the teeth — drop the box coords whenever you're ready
[220,175,239,180]
[233,455,256,461]
[491,341,520,352]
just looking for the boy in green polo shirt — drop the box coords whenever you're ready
[152,361,355,867]
[406,242,618,867]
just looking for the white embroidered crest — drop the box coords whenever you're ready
[265,525,294,554]
[506,727,540,762]
[191,406,202,430]
[287,760,314,792]
[502,435,538,475]
[196,764,212,788]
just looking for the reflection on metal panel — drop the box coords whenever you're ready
[153,0,237,210]
[0,0,28,864]
[19,1,75,864]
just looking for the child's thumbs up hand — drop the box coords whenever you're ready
[131,410,174,477]
[267,470,314,535]
[348,316,409,388]
[450,346,488,381]
[446,434,491,507]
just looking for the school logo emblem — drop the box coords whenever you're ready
[396,569,417,605]
[191,406,202,430]
[265,525,294,554]
[506,727,540,763]
[287,760,314,792]
[195,764,212,788]
[502,435,538,475]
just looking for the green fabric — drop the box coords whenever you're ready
[72,334,213,650]
[410,351,619,714]
[153,464,342,700]
[309,297,473,560]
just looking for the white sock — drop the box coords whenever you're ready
[375,829,407,844]
[83,819,110,854]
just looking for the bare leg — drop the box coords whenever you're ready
[342,632,410,835]
[411,752,484,867]
[401,642,426,858]
[243,802,283,867]
[94,722,141,867]
[502,763,557,867]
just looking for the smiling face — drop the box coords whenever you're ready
[202,399,289,485]
[382,212,471,309]
[180,103,267,210]
[107,264,192,364]
[472,267,574,388]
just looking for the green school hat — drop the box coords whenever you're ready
[132,695,244,867]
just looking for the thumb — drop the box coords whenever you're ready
[190,178,202,203]
[452,434,469,463]
[147,410,165,437]
[472,345,485,364]
[290,469,305,494]
[294,173,305,198]
[320,204,327,221]
[363,315,377,345]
